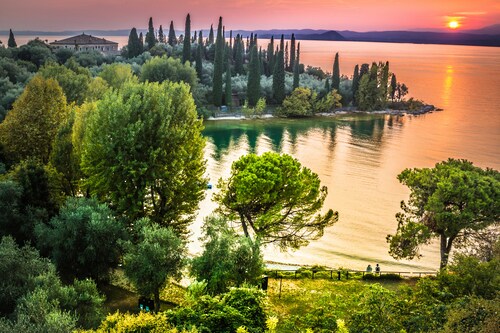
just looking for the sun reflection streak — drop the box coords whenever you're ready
[442,65,454,107]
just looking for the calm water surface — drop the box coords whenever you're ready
[8,35,500,270]
[199,41,500,271]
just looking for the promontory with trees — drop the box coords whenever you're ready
[0,14,498,333]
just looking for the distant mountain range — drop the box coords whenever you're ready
[1,24,499,47]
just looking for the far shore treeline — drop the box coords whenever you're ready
[0,14,498,333]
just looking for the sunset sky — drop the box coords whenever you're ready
[1,0,499,32]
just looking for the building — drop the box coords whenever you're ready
[50,33,118,54]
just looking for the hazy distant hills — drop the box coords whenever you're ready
[1,24,499,47]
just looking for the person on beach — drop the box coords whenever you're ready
[366,264,373,273]
[375,263,380,274]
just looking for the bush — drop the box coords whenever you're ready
[277,87,316,117]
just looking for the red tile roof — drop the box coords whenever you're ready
[50,33,117,45]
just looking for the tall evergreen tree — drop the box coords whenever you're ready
[284,42,289,72]
[247,45,261,106]
[293,42,300,89]
[290,33,296,71]
[280,34,284,52]
[183,14,191,63]
[139,32,144,53]
[208,24,214,44]
[332,52,340,91]
[259,47,265,77]
[158,25,165,43]
[212,17,224,107]
[146,17,156,50]
[168,21,177,46]
[234,35,244,75]
[380,61,390,101]
[225,49,232,107]
[390,74,397,102]
[127,28,141,58]
[193,31,197,43]
[272,49,285,104]
[324,78,331,93]
[359,63,370,77]
[198,30,203,45]
[8,29,17,48]
[196,44,203,80]
[266,36,275,77]
[352,64,360,105]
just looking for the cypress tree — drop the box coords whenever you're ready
[127,28,141,58]
[213,17,224,106]
[284,42,289,72]
[8,29,17,48]
[259,47,265,78]
[381,61,390,102]
[225,49,232,107]
[272,49,285,104]
[332,52,340,91]
[360,63,369,77]
[146,17,156,50]
[247,45,261,106]
[324,78,331,93]
[198,30,204,46]
[290,33,296,71]
[352,64,360,105]
[193,31,197,43]
[293,42,300,89]
[208,24,214,45]
[390,74,397,102]
[280,34,284,52]
[229,30,233,50]
[168,21,177,46]
[266,36,274,77]
[234,35,244,75]
[183,14,191,63]
[158,25,165,43]
[196,44,203,80]
[139,32,144,53]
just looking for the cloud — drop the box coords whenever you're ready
[454,11,487,15]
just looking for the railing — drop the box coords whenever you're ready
[266,269,438,280]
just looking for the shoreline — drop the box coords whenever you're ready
[207,104,441,120]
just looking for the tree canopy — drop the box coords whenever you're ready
[387,158,500,269]
[140,56,197,88]
[215,152,338,250]
[81,80,206,235]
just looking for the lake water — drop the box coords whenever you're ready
[199,41,500,272]
[6,35,500,271]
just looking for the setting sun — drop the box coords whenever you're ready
[448,20,460,29]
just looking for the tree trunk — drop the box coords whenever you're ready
[440,233,450,270]
[154,290,160,313]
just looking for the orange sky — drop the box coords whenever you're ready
[1,0,499,31]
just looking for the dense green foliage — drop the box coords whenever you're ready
[215,152,338,250]
[140,56,197,88]
[247,45,261,106]
[123,220,186,312]
[36,197,127,282]
[0,76,69,164]
[98,63,135,89]
[127,28,142,58]
[81,80,206,234]
[388,158,499,269]
[191,215,264,295]
[272,50,285,104]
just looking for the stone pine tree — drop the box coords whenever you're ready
[127,28,141,58]
[195,44,203,79]
[247,45,261,106]
[293,42,300,89]
[272,35,285,104]
[146,17,156,50]
[212,17,224,107]
[225,47,232,107]
[168,21,177,46]
[332,52,340,91]
[8,29,17,48]
[289,33,296,72]
[208,24,214,44]
[158,25,165,43]
[352,64,360,105]
[182,14,191,63]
